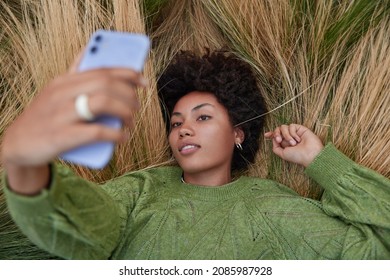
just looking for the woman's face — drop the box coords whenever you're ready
[169,91,243,176]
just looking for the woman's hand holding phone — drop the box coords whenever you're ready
[1,31,149,195]
[60,30,150,168]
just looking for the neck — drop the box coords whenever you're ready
[182,168,232,187]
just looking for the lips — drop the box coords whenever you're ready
[178,143,201,154]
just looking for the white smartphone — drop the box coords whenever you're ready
[60,30,150,169]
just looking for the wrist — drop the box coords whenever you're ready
[304,143,355,188]
[4,163,51,196]
[303,144,324,168]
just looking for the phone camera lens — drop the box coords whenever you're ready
[95,35,102,42]
[90,46,98,54]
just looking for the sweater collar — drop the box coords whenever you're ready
[165,167,254,201]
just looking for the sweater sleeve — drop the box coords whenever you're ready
[304,143,390,258]
[3,164,132,259]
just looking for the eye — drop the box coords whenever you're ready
[197,115,211,121]
[171,122,182,129]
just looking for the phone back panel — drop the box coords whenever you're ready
[60,30,150,169]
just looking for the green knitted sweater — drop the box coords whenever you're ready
[4,144,390,259]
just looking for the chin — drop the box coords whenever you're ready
[178,163,205,174]
[179,159,229,177]
[176,159,209,174]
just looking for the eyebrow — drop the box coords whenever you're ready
[172,103,215,117]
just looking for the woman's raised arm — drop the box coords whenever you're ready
[1,53,147,195]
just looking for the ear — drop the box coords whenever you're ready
[234,126,245,144]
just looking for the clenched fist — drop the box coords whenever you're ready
[264,124,324,167]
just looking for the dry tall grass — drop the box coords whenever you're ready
[0,0,389,259]
[0,0,170,182]
[200,0,390,197]
[0,0,169,259]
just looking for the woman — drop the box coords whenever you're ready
[2,50,389,259]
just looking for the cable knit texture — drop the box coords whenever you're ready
[4,144,390,259]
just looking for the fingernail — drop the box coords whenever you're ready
[140,77,149,87]
[120,132,129,143]
[276,136,282,142]
[135,100,141,110]
[290,140,297,145]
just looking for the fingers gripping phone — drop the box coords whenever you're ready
[60,30,150,169]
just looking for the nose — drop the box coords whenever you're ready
[179,124,194,138]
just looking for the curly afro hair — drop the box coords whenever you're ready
[157,50,267,172]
